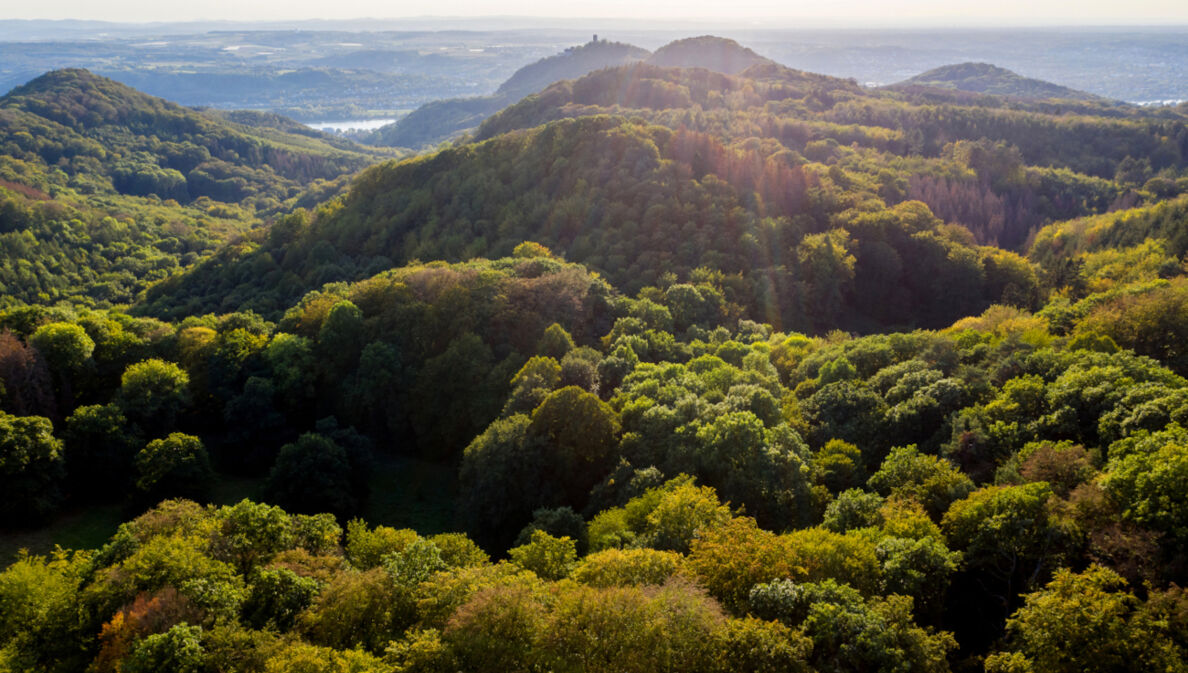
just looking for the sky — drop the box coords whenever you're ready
[5,0,1188,26]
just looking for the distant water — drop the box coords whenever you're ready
[305,119,396,132]
[1133,100,1185,107]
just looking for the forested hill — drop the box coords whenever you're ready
[1,68,396,205]
[145,59,1188,327]
[364,34,777,149]
[645,35,774,73]
[893,62,1104,101]
[497,38,651,99]
[0,69,397,307]
[364,37,651,149]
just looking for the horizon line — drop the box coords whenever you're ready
[3,16,1188,29]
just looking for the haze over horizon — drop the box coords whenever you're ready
[5,0,1188,27]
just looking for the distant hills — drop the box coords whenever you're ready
[498,38,650,100]
[890,62,1103,101]
[368,44,1112,151]
[645,35,773,74]
[364,35,778,149]
[365,37,650,149]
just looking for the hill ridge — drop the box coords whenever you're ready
[892,61,1104,101]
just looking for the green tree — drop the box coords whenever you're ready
[242,567,319,630]
[265,433,359,518]
[514,506,588,555]
[536,323,575,360]
[528,385,621,503]
[868,445,974,519]
[996,565,1187,673]
[118,359,191,433]
[750,578,955,673]
[571,548,683,588]
[822,488,885,532]
[1104,433,1188,542]
[29,322,94,375]
[133,433,214,503]
[501,356,561,417]
[214,499,296,573]
[942,483,1069,599]
[317,300,364,377]
[508,530,577,581]
[123,623,207,673]
[0,411,65,523]
[62,403,137,500]
[0,550,90,673]
[299,568,395,652]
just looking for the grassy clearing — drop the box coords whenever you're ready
[0,504,125,564]
[0,455,457,564]
[364,453,458,535]
[0,471,265,564]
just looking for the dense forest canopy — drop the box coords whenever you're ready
[3,35,1188,673]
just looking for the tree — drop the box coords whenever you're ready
[123,623,207,673]
[536,323,575,360]
[118,359,190,434]
[501,356,561,417]
[242,567,319,630]
[1104,432,1188,542]
[508,530,577,581]
[528,386,621,503]
[317,300,364,378]
[459,414,555,550]
[264,333,317,414]
[0,549,91,672]
[688,414,819,529]
[62,403,137,499]
[868,445,973,519]
[0,411,65,523]
[409,333,503,459]
[942,483,1069,600]
[260,642,389,673]
[221,376,287,472]
[299,568,395,652]
[749,578,955,673]
[344,520,419,570]
[996,565,1187,673]
[0,330,55,418]
[686,517,800,612]
[571,548,683,588]
[514,506,588,554]
[630,479,732,553]
[535,581,725,673]
[876,535,961,614]
[815,439,865,493]
[442,583,544,673]
[214,499,296,573]
[823,488,885,532]
[801,381,888,457]
[265,433,359,518]
[709,617,813,673]
[133,433,214,504]
[28,323,94,406]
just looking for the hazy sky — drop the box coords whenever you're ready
[5,0,1188,25]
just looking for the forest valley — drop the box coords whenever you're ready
[2,35,1188,673]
